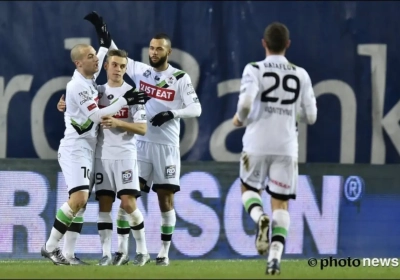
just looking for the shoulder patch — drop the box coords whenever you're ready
[288,62,297,70]
[250,62,259,69]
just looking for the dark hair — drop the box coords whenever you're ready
[152,33,172,48]
[106,49,128,61]
[264,22,289,53]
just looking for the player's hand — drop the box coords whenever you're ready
[232,113,243,127]
[84,11,112,48]
[101,116,120,129]
[57,94,66,112]
[122,89,151,105]
[150,111,174,127]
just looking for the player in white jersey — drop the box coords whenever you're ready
[93,49,150,267]
[58,49,151,267]
[41,43,150,266]
[85,11,202,266]
[232,22,317,275]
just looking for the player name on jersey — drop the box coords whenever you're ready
[139,81,175,101]
[264,62,296,71]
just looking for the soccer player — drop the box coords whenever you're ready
[41,42,150,265]
[85,11,202,266]
[232,22,317,275]
[57,48,151,266]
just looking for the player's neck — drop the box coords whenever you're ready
[266,50,286,57]
[78,69,94,80]
[153,63,169,72]
[107,80,124,88]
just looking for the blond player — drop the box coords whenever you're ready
[84,11,202,266]
[41,42,149,265]
[232,22,317,275]
[58,47,151,266]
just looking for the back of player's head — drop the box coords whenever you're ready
[263,22,290,53]
[152,33,172,48]
[106,49,128,62]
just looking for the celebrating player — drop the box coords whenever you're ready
[85,11,202,266]
[232,22,317,275]
[41,42,150,265]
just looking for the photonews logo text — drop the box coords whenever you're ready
[308,257,399,270]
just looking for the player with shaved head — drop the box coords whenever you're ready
[41,38,150,265]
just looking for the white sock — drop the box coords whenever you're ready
[98,212,113,258]
[268,209,290,262]
[242,190,265,223]
[45,202,74,252]
[116,208,130,255]
[63,208,85,259]
[158,209,176,258]
[128,208,148,254]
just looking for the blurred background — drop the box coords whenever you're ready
[0,1,400,261]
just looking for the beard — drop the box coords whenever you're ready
[149,54,168,68]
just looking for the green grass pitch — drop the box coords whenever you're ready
[0,259,398,279]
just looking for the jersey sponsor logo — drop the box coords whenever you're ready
[165,165,176,179]
[122,169,133,184]
[99,105,129,118]
[265,106,293,116]
[139,81,175,101]
[113,108,129,118]
[87,103,97,111]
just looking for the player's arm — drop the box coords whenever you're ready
[150,74,202,127]
[101,104,147,135]
[93,47,108,81]
[172,74,202,118]
[71,84,149,124]
[234,64,260,126]
[297,70,317,125]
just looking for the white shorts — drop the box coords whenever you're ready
[94,158,141,201]
[239,152,298,200]
[58,146,95,196]
[137,140,181,193]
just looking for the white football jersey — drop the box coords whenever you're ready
[126,60,200,147]
[60,70,101,151]
[239,55,317,158]
[95,82,147,160]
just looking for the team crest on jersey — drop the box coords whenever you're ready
[166,76,177,86]
[107,94,114,100]
[143,70,151,78]
[165,165,176,179]
[122,169,133,184]
[139,81,175,101]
